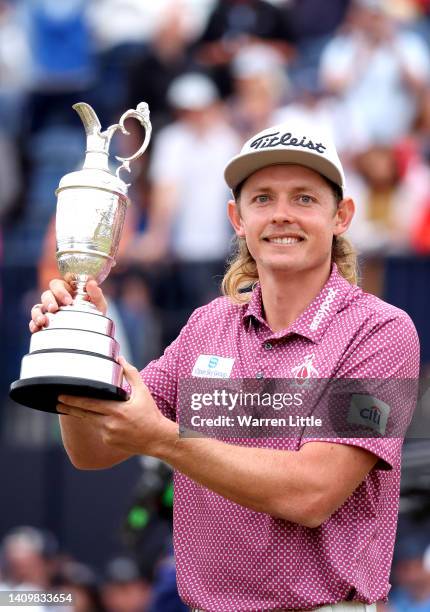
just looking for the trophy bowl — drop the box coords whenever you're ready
[9,102,152,413]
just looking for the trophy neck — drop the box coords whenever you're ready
[71,278,100,312]
[83,151,110,172]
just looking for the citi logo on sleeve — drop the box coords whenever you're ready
[310,288,338,331]
[347,395,390,435]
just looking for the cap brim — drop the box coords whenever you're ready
[224,148,344,196]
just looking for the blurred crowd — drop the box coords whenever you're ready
[0,524,185,612]
[3,0,430,609]
[4,520,430,612]
[3,0,430,369]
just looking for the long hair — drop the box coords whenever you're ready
[222,205,359,305]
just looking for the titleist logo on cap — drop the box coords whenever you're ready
[250,131,327,154]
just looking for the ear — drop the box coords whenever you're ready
[227,199,246,237]
[333,197,355,237]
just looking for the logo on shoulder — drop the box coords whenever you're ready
[347,395,390,435]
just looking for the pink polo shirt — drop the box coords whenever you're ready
[141,264,420,612]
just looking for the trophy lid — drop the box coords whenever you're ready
[57,101,152,197]
[57,168,130,198]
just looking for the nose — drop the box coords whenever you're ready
[270,196,296,224]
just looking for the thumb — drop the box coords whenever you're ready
[119,356,143,392]
[86,280,108,315]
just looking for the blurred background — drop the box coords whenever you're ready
[2,0,430,609]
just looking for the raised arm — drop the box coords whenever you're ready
[56,364,378,526]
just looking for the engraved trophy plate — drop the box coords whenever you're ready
[10,102,152,413]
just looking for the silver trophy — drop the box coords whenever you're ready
[10,102,152,412]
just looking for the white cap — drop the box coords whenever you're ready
[167,73,218,110]
[224,121,346,196]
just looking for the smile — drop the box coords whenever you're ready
[265,237,303,245]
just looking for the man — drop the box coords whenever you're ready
[30,120,419,611]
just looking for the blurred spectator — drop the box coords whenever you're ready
[0,0,31,135]
[22,0,95,134]
[284,0,352,87]
[401,87,430,252]
[229,43,289,139]
[346,144,430,253]
[126,2,198,134]
[272,75,369,158]
[389,537,430,611]
[194,0,293,96]
[147,551,187,612]
[319,0,430,146]
[116,273,162,368]
[53,559,104,612]
[0,134,22,221]
[0,526,58,590]
[101,557,150,612]
[285,0,351,44]
[126,73,239,332]
[86,1,155,53]
[0,0,28,224]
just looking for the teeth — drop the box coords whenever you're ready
[269,237,301,244]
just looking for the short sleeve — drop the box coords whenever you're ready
[300,312,420,470]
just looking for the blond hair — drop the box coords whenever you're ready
[222,234,359,304]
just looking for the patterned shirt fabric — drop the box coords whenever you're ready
[140,264,420,612]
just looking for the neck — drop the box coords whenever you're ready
[259,262,332,332]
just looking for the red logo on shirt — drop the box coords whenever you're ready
[291,353,319,385]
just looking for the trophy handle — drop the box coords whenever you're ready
[115,102,152,178]
[73,101,152,176]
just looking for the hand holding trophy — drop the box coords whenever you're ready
[10,102,152,413]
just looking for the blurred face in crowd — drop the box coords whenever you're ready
[234,74,282,129]
[352,5,394,42]
[177,103,223,132]
[395,558,430,602]
[4,542,51,588]
[101,580,150,612]
[228,164,354,281]
[356,147,399,189]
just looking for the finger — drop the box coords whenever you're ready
[40,290,63,316]
[57,394,114,415]
[48,279,73,307]
[29,320,39,333]
[118,356,142,390]
[57,403,102,420]
[30,303,46,328]
[86,280,108,315]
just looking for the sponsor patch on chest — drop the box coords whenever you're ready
[192,355,235,378]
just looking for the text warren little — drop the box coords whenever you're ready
[190,415,323,427]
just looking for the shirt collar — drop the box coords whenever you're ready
[242,264,355,343]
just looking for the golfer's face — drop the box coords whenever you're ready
[236,164,340,277]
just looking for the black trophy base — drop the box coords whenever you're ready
[9,376,128,414]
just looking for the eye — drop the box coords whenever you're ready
[254,194,271,204]
[296,194,316,205]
